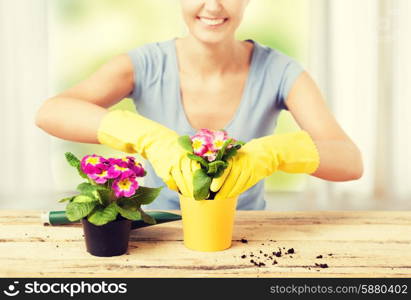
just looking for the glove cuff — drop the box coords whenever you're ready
[268,130,320,174]
[97,109,178,157]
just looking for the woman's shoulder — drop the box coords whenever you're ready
[127,39,174,60]
[126,39,175,84]
[249,39,302,68]
[125,39,175,97]
[247,39,305,89]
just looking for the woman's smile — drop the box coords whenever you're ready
[196,16,229,28]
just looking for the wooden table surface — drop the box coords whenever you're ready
[0,210,410,278]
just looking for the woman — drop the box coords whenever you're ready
[35,0,363,210]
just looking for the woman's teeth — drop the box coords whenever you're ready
[199,17,226,26]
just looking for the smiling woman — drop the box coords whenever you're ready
[45,1,309,198]
[34,0,363,211]
[180,0,249,44]
[0,0,407,213]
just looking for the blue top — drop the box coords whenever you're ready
[126,38,304,210]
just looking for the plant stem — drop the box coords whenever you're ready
[108,180,116,203]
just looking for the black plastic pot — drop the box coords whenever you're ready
[81,214,132,257]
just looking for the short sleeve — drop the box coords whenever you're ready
[126,47,146,100]
[275,57,305,111]
[126,43,163,100]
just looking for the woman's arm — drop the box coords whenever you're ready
[285,71,363,181]
[35,54,134,144]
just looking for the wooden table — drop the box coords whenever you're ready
[0,210,410,277]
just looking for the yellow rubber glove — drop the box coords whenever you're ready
[97,109,200,197]
[210,131,320,200]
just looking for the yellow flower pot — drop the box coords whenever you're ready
[178,193,239,252]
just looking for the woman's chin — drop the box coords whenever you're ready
[191,31,232,45]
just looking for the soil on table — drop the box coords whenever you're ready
[238,238,332,270]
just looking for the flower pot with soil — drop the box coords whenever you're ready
[179,193,239,252]
[177,129,245,252]
[59,152,162,257]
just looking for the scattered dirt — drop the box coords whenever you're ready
[238,239,333,270]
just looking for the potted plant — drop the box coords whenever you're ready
[177,129,245,252]
[59,152,162,257]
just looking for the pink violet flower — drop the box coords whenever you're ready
[129,161,146,177]
[81,154,107,175]
[203,148,217,162]
[122,156,145,177]
[78,154,148,198]
[107,162,135,180]
[210,130,227,152]
[89,168,110,184]
[191,129,230,161]
[112,176,139,198]
[198,128,215,138]
[104,156,145,178]
[107,157,128,168]
[191,134,212,156]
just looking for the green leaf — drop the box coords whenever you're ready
[114,203,141,221]
[64,152,88,179]
[137,207,156,225]
[222,148,237,161]
[97,188,112,206]
[213,164,228,178]
[117,197,139,211]
[87,202,118,226]
[72,194,97,203]
[77,182,109,204]
[129,186,163,205]
[178,135,193,152]
[232,141,245,150]
[77,182,107,193]
[58,196,74,203]
[65,152,80,168]
[66,201,97,222]
[216,139,232,161]
[207,160,227,175]
[187,153,209,169]
[193,168,212,200]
